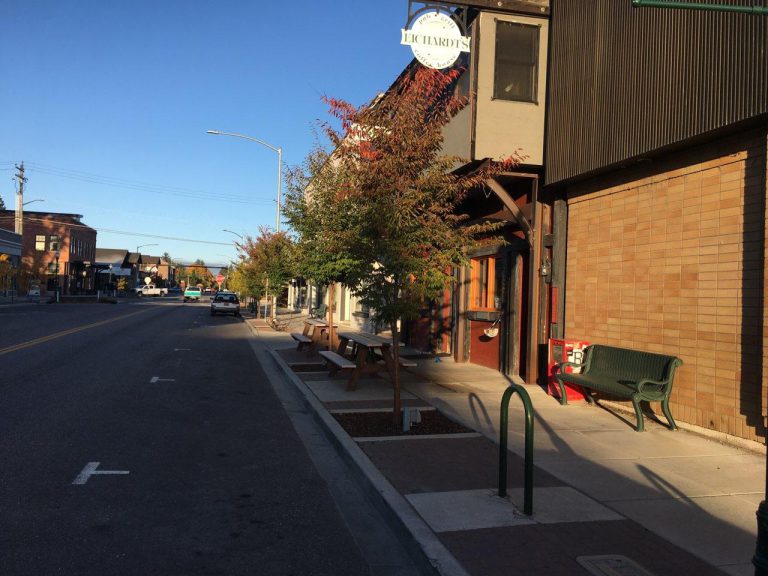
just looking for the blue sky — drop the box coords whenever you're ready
[0,1,414,267]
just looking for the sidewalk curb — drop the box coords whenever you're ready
[262,342,471,576]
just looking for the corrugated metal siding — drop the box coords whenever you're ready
[545,0,767,185]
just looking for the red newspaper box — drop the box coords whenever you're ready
[548,338,590,401]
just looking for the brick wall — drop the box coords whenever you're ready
[564,127,767,442]
[0,211,97,295]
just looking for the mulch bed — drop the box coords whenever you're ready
[332,409,474,437]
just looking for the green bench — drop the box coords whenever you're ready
[555,344,683,432]
[310,303,327,319]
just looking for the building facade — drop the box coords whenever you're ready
[0,210,97,296]
[0,228,22,296]
[543,0,767,442]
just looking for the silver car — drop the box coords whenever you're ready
[210,292,240,316]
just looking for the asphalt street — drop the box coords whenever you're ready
[0,299,419,575]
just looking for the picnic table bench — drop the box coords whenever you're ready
[317,331,415,390]
[318,350,357,374]
[290,318,336,352]
[555,344,683,432]
[289,332,313,350]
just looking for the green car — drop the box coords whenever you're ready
[183,286,202,302]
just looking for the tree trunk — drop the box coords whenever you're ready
[391,319,402,430]
[327,282,336,351]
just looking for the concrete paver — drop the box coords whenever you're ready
[250,315,765,576]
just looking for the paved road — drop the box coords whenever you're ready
[0,300,399,575]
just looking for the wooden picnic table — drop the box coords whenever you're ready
[321,331,410,390]
[317,330,420,390]
[291,318,337,352]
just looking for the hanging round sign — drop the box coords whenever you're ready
[401,11,471,70]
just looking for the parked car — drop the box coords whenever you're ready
[27,286,40,297]
[210,292,240,316]
[183,286,202,302]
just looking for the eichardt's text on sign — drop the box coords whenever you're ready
[401,11,471,70]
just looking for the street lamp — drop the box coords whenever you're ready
[208,130,283,320]
[15,198,44,235]
[223,229,244,241]
[207,130,282,233]
[54,250,60,302]
[108,264,113,296]
[136,243,158,287]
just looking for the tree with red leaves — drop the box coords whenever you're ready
[287,67,521,429]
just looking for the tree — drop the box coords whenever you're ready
[175,262,188,285]
[0,195,5,210]
[235,228,295,318]
[0,255,16,295]
[296,67,521,428]
[284,145,362,343]
[186,259,212,288]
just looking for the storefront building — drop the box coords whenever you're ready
[0,210,97,296]
[0,228,22,296]
[543,1,767,442]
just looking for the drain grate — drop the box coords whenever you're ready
[576,555,656,576]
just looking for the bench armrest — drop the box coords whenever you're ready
[635,378,670,395]
[555,361,584,374]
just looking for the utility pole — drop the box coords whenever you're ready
[14,162,26,235]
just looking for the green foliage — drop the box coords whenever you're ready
[283,146,362,289]
[288,67,522,425]
[235,228,295,300]
[183,258,212,287]
[299,67,520,330]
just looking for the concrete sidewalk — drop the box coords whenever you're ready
[247,314,764,576]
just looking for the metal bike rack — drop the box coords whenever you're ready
[498,384,534,515]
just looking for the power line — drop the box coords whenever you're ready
[23,161,276,205]
[0,215,233,246]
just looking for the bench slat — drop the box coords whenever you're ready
[290,332,313,343]
[319,351,356,370]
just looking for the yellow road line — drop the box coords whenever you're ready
[0,309,153,356]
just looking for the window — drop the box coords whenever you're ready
[36,235,46,251]
[50,235,60,251]
[470,256,506,310]
[493,21,539,103]
[354,297,370,316]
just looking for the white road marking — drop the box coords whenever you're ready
[72,462,130,485]
[174,348,191,351]
[150,376,176,383]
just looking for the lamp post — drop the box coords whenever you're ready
[207,130,282,232]
[108,264,113,297]
[223,229,244,240]
[136,243,158,288]
[54,250,60,302]
[209,130,283,320]
[15,198,44,236]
